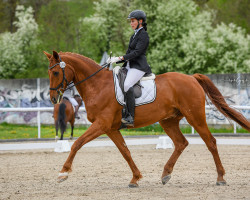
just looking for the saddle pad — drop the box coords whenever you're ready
[113,68,156,106]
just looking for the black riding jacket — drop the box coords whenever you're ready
[118,28,152,75]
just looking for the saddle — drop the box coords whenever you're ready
[116,67,156,98]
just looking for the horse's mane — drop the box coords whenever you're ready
[59,52,101,69]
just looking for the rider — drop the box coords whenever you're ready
[63,82,80,119]
[107,10,152,126]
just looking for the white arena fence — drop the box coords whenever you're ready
[0,106,249,139]
[0,107,86,139]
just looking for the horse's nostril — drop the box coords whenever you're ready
[51,97,57,104]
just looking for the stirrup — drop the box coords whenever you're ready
[121,116,134,126]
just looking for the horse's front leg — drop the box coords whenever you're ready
[57,122,105,183]
[107,130,142,188]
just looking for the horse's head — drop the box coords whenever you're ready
[44,51,74,104]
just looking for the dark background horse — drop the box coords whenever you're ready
[53,94,82,140]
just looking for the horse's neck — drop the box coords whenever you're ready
[71,59,112,104]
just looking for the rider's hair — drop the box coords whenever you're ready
[142,21,147,31]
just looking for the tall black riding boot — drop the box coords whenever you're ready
[74,105,80,119]
[121,87,135,126]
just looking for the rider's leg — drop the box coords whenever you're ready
[121,87,135,126]
[74,105,80,119]
[122,68,145,126]
[69,97,80,119]
[123,68,145,93]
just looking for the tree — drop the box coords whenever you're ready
[37,0,75,52]
[78,0,131,61]
[0,0,51,33]
[0,5,39,78]
[140,0,212,73]
[202,0,250,34]
[77,0,250,74]
[180,23,250,74]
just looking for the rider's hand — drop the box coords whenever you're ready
[107,56,122,64]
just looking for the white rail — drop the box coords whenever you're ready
[0,107,86,138]
[0,106,249,138]
[0,107,86,112]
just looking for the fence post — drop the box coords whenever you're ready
[37,78,41,138]
[234,121,237,134]
[192,126,194,134]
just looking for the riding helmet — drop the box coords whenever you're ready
[127,10,146,22]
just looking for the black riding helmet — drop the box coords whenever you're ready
[127,10,147,30]
[127,10,146,22]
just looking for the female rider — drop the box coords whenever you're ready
[108,10,152,126]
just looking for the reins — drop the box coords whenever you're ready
[65,62,109,91]
[48,54,109,95]
[66,52,112,91]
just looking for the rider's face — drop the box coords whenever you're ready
[130,18,138,30]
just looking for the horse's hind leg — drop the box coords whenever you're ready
[69,119,74,140]
[183,107,226,185]
[107,130,142,188]
[55,120,59,141]
[60,128,64,140]
[70,125,74,140]
[159,117,189,185]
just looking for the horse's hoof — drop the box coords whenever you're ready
[162,175,171,185]
[128,183,139,188]
[57,172,68,183]
[57,176,68,183]
[216,181,227,186]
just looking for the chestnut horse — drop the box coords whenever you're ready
[54,95,82,140]
[44,51,250,187]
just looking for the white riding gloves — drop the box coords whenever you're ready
[107,56,122,64]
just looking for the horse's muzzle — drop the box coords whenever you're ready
[51,96,57,105]
[51,92,63,104]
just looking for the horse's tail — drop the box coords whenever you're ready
[58,102,67,134]
[193,73,250,132]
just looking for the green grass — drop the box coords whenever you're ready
[0,122,249,140]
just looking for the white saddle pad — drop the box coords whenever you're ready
[113,66,156,106]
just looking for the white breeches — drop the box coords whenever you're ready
[69,97,78,107]
[124,65,145,92]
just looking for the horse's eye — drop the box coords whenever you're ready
[53,71,59,76]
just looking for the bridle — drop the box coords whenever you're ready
[48,54,70,103]
[48,55,69,91]
[48,54,109,103]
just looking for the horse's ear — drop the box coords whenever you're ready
[43,51,52,60]
[53,51,60,60]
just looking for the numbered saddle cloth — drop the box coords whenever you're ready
[113,66,156,106]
